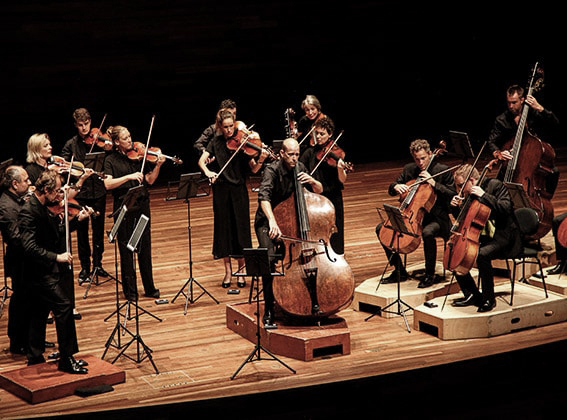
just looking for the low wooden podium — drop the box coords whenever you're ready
[226,302,350,362]
[0,355,125,404]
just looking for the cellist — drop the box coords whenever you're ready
[375,139,456,288]
[254,138,323,326]
[449,164,521,312]
[488,84,560,193]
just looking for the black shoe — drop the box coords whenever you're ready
[477,299,496,313]
[452,294,481,307]
[78,268,91,285]
[48,351,60,360]
[94,266,109,277]
[58,356,88,374]
[144,289,160,299]
[382,268,409,284]
[27,356,46,366]
[418,274,435,289]
[73,311,82,320]
[237,278,246,288]
[262,309,276,327]
[547,262,566,276]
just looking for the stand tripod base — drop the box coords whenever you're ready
[231,343,296,380]
[83,267,118,299]
[171,277,219,315]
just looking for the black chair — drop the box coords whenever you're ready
[508,207,549,306]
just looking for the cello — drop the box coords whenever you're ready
[272,165,354,318]
[501,63,555,240]
[378,141,447,255]
[443,156,502,275]
[557,217,567,249]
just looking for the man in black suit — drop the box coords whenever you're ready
[18,169,91,373]
[449,164,522,312]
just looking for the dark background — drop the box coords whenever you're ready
[3,1,564,181]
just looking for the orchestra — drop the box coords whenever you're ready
[0,62,563,377]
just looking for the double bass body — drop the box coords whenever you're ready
[272,181,354,318]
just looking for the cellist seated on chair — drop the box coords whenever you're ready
[375,139,455,288]
[449,164,522,312]
[253,138,323,327]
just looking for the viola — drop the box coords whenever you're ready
[443,157,503,275]
[127,142,183,165]
[84,128,113,151]
[284,108,298,139]
[227,121,277,161]
[378,141,446,255]
[48,197,99,219]
[315,136,353,173]
[501,63,555,240]
[271,165,354,318]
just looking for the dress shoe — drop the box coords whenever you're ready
[144,289,160,299]
[418,274,435,289]
[452,294,480,307]
[27,356,46,366]
[73,310,82,320]
[237,278,246,288]
[262,309,275,326]
[477,299,496,313]
[48,351,60,360]
[382,268,409,284]
[547,262,566,276]
[222,279,231,288]
[78,268,91,285]
[58,356,88,374]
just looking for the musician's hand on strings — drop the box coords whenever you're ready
[297,171,316,186]
[77,206,95,222]
[393,183,409,195]
[525,94,544,113]
[56,252,73,265]
[470,185,485,198]
[499,150,513,160]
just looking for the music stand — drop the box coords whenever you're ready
[102,212,159,373]
[449,130,475,161]
[504,182,531,209]
[366,204,415,332]
[171,173,218,314]
[230,248,295,380]
[84,152,105,173]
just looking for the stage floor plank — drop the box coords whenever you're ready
[1,153,567,419]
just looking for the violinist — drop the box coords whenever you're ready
[254,138,323,326]
[300,116,347,254]
[488,84,560,193]
[375,139,456,288]
[103,125,163,301]
[450,164,521,312]
[194,99,237,165]
[0,166,32,355]
[198,110,268,288]
[296,95,326,154]
[18,169,92,373]
[61,108,110,284]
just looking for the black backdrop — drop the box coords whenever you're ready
[3,1,565,180]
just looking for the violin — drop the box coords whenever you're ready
[226,121,278,161]
[84,128,113,151]
[48,197,98,219]
[127,142,183,165]
[48,156,106,179]
[314,134,354,173]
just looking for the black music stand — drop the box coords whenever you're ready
[230,248,295,380]
[0,159,14,313]
[449,130,476,161]
[102,212,159,374]
[366,204,415,332]
[504,182,531,210]
[171,173,218,315]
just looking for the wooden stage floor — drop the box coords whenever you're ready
[1,153,567,419]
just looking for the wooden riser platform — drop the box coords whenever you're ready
[413,282,567,340]
[528,269,567,295]
[226,302,350,361]
[352,262,463,318]
[0,355,125,404]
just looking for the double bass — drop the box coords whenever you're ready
[501,63,555,240]
[378,141,446,255]
[443,157,502,275]
[272,165,354,318]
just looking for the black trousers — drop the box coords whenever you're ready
[27,270,79,361]
[76,195,107,270]
[254,224,280,313]
[7,267,30,352]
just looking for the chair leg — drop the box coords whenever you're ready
[510,260,517,306]
[536,258,549,299]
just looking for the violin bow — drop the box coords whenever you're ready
[408,163,463,189]
[88,113,108,154]
[457,141,487,197]
[63,155,75,270]
[309,130,345,176]
[298,125,316,146]
[139,114,156,180]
